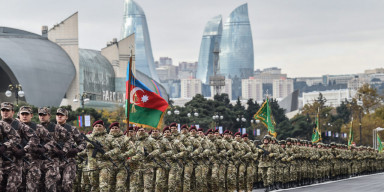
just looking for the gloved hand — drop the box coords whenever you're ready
[0,145,7,153]
[32,147,46,154]
[258,149,263,153]
[268,153,274,158]
[66,148,80,158]
[13,148,26,158]
[53,149,66,157]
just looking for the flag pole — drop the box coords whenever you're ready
[126,52,133,130]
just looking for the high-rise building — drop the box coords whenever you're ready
[120,0,159,82]
[180,78,202,98]
[254,67,287,84]
[219,3,254,99]
[196,15,222,85]
[241,78,263,101]
[273,78,294,99]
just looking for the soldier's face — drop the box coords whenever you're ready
[198,131,204,137]
[263,139,269,144]
[56,114,68,124]
[20,112,32,123]
[137,128,146,136]
[223,134,230,139]
[170,126,177,133]
[214,132,220,137]
[208,133,214,138]
[128,130,135,137]
[281,144,285,148]
[190,129,197,136]
[93,124,105,132]
[243,137,249,142]
[235,135,241,141]
[181,128,188,134]
[110,126,120,134]
[1,109,14,120]
[287,142,291,145]
[164,130,171,137]
[152,130,160,137]
[39,113,51,123]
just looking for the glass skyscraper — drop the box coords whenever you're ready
[219,3,254,99]
[120,0,159,82]
[196,15,223,85]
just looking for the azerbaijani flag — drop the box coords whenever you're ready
[125,60,169,129]
[311,113,321,143]
[78,116,83,127]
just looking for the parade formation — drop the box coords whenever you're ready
[0,102,384,192]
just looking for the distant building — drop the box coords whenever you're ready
[278,90,299,114]
[120,0,160,82]
[295,77,323,86]
[211,78,232,99]
[156,65,178,81]
[180,78,202,98]
[159,57,173,66]
[302,89,356,107]
[365,68,384,74]
[178,62,198,79]
[322,74,355,85]
[273,78,294,99]
[254,67,287,84]
[241,78,263,101]
[219,3,254,99]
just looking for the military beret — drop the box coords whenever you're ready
[197,128,204,132]
[214,129,220,133]
[128,126,134,131]
[223,130,231,135]
[234,132,241,136]
[109,122,120,129]
[205,129,213,135]
[242,133,248,138]
[56,107,68,116]
[189,125,197,132]
[148,130,152,135]
[92,120,104,127]
[87,131,93,135]
[19,106,32,114]
[38,107,51,115]
[163,126,170,133]
[181,124,189,130]
[1,102,14,111]
[169,122,177,127]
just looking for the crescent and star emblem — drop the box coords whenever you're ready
[130,87,149,105]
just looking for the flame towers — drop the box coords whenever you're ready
[120,0,159,82]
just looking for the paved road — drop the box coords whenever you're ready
[253,172,384,192]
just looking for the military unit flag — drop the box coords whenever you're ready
[378,134,383,153]
[254,97,277,138]
[348,119,354,149]
[311,113,321,143]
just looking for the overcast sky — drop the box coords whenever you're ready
[1,0,384,77]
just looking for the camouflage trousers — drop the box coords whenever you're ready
[226,163,237,192]
[2,159,23,192]
[89,160,111,192]
[210,163,219,192]
[110,165,128,192]
[194,162,209,192]
[41,158,61,192]
[60,158,78,192]
[25,158,43,192]
[217,163,225,192]
[141,167,155,192]
[168,162,182,192]
[259,166,273,187]
[246,164,255,192]
[183,162,193,192]
[81,169,91,192]
[237,163,246,191]
[155,167,168,192]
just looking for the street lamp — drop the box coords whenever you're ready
[373,127,384,149]
[73,93,89,128]
[212,113,224,128]
[167,108,180,122]
[236,115,246,133]
[5,84,24,106]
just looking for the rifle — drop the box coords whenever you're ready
[16,144,31,165]
[54,142,69,164]
[71,144,85,162]
[0,142,14,163]
[256,145,270,157]
[143,147,165,169]
[81,133,118,168]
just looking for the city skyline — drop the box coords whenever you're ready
[2,0,384,77]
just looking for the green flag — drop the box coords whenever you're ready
[312,114,321,143]
[254,97,277,138]
[378,134,383,153]
[348,119,354,149]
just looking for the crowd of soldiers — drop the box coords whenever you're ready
[1,101,384,192]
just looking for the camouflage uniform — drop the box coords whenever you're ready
[0,119,21,192]
[120,136,137,192]
[108,129,127,192]
[167,133,186,192]
[222,136,236,192]
[129,132,160,192]
[184,132,202,192]
[194,134,212,192]
[2,116,39,192]
[86,129,117,192]
[151,133,173,192]
[258,138,278,189]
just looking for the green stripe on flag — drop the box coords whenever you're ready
[129,104,164,128]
